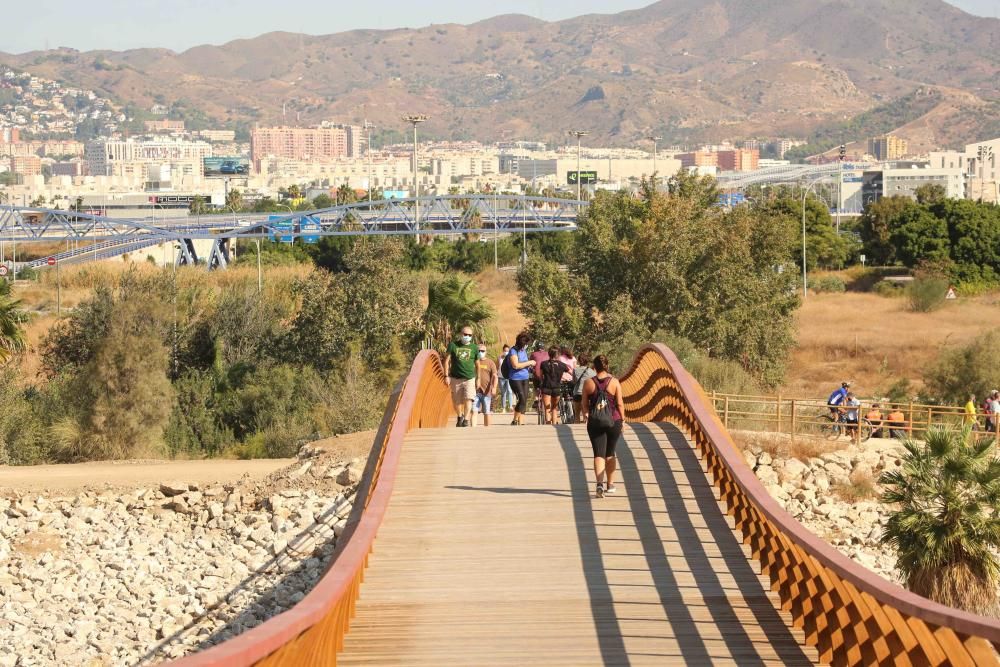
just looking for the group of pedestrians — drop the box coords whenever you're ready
[446,327,626,498]
[966,391,1000,432]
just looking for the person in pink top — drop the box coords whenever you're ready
[557,346,577,383]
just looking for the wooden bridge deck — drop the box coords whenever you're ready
[338,422,819,666]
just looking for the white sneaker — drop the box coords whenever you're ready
[605,484,617,495]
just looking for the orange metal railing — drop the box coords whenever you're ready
[619,344,1000,666]
[168,350,451,667]
[172,344,1000,666]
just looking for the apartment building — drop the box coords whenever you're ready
[84,138,212,181]
[717,149,759,172]
[144,119,185,133]
[11,155,42,177]
[868,135,909,161]
[861,166,965,205]
[250,125,362,169]
[677,151,718,169]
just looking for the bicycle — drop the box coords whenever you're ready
[557,382,576,425]
[818,410,873,442]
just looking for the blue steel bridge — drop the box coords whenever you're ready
[0,194,584,270]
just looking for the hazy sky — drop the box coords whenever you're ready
[3,0,997,54]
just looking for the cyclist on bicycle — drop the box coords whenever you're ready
[827,381,851,418]
[539,346,570,425]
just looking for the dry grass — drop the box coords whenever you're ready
[730,430,845,463]
[475,268,527,345]
[833,469,878,502]
[782,291,1000,399]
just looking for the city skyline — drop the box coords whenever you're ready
[1,0,995,54]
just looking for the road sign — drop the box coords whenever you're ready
[0,265,8,277]
[46,257,56,266]
[946,286,958,300]
[567,171,597,185]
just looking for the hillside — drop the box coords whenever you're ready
[1,0,998,147]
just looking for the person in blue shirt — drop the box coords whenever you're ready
[506,332,537,426]
[827,381,851,418]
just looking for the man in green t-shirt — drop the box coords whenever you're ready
[444,325,477,427]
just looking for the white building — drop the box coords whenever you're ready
[85,138,213,186]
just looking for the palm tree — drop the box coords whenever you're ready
[335,183,356,206]
[423,276,494,351]
[880,427,1000,615]
[0,280,26,364]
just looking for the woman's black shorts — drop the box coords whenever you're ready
[587,419,623,458]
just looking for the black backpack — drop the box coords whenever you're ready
[500,351,513,380]
[588,377,615,428]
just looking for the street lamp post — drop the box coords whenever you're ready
[364,120,376,206]
[648,135,662,186]
[569,130,589,205]
[403,115,428,241]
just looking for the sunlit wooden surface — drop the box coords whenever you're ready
[338,422,817,666]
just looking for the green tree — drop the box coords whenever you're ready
[225,188,244,212]
[283,271,350,372]
[335,183,357,205]
[763,192,853,270]
[572,186,799,386]
[923,330,1000,404]
[891,207,950,267]
[860,196,913,266]
[424,275,495,350]
[516,257,586,345]
[312,194,334,209]
[880,428,1000,615]
[0,280,26,365]
[914,183,947,205]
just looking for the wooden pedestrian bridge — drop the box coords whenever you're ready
[172,345,1000,666]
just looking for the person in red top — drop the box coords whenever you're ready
[528,341,549,414]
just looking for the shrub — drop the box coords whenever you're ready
[923,330,1000,404]
[873,280,905,298]
[906,275,950,312]
[880,428,1000,615]
[808,275,846,293]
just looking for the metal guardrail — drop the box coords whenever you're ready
[620,345,1000,665]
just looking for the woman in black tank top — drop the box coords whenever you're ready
[580,354,626,499]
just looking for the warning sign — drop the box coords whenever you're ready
[946,286,958,300]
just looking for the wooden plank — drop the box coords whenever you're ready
[338,423,819,665]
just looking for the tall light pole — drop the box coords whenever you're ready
[836,144,846,234]
[364,119,376,205]
[648,135,662,187]
[403,114,427,241]
[569,130,589,205]
[801,175,830,300]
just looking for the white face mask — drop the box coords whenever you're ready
[461,334,472,343]
[478,351,486,359]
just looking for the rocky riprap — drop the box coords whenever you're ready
[741,435,906,583]
[0,449,365,667]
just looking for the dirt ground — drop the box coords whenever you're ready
[0,431,377,496]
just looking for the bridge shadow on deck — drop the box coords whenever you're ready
[558,422,812,666]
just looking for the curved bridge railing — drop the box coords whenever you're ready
[169,349,451,666]
[619,343,1000,666]
[171,344,1000,665]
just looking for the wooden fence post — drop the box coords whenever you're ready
[927,407,933,437]
[908,401,914,437]
[724,396,730,429]
[790,399,797,443]
[776,394,782,435]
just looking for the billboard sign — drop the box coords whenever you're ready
[716,193,746,208]
[203,156,250,178]
[267,215,322,244]
[567,171,597,185]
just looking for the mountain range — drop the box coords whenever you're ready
[1,0,998,151]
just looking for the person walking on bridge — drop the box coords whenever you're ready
[581,355,625,499]
[505,333,537,426]
[473,344,498,427]
[444,325,478,428]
